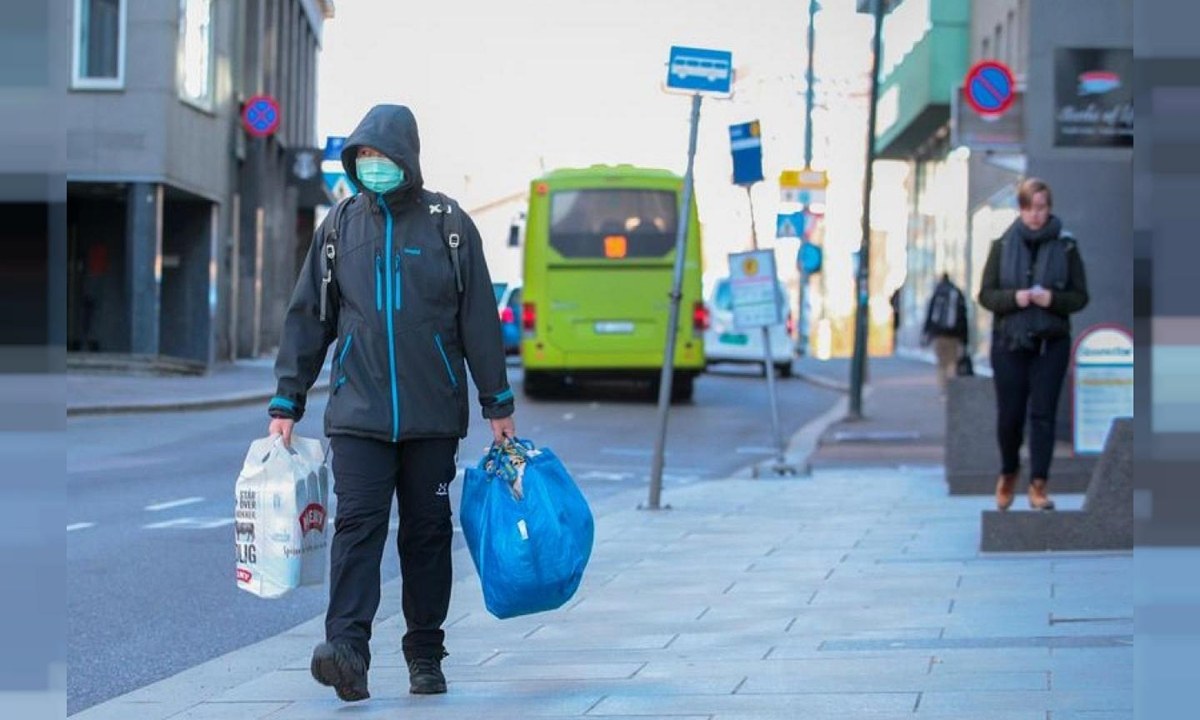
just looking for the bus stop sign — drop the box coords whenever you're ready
[666,45,733,94]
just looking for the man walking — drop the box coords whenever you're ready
[922,273,969,395]
[266,104,516,702]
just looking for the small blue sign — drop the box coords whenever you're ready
[798,241,823,275]
[729,121,764,186]
[776,211,806,239]
[667,45,733,94]
[323,136,346,161]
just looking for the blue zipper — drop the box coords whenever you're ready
[337,333,353,373]
[434,333,458,388]
[379,196,400,441]
[394,253,402,311]
[374,253,383,311]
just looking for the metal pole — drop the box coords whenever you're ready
[747,187,788,472]
[849,0,886,419]
[798,0,817,356]
[647,92,702,511]
[804,0,817,169]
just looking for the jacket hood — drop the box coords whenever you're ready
[341,104,424,197]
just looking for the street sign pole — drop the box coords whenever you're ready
[849,0,886,420]
[647,92,702,511]
[746,193,792,477]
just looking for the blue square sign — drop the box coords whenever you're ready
[729,121,764,186]
[667,46,733,94]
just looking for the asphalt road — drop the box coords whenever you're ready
[66,363,840,714]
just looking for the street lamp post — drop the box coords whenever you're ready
[848,0,886,419]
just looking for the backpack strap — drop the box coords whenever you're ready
[320,195,355,323]
[433,191,465,295]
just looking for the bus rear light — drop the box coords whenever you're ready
[522,302,537,332]
[786,312,795,337]
[500,306,515,324]
[692,302,710,332]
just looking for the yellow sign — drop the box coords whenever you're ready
[741,257,759,276]
[779,168,828,190]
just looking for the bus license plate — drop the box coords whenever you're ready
[720,332,749,345]
[594,321,635,335]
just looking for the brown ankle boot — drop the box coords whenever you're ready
[1028,478,1055,510]
[995,473,1018,511]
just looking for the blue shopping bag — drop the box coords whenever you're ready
[460,438,594,619]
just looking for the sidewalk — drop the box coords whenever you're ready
[800,357,947,470]
[66,357,329,416]
[71,357,1132,719]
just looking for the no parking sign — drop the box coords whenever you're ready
[242,95,282,138]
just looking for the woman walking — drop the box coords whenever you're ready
[978,178,1089,511]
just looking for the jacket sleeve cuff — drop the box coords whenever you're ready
[267,394,304,421]
[479,387,515,419]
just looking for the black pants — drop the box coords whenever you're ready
[990,336,1071,481]
[326,435,458,667]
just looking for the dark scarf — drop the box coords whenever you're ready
[997,215,1071,351]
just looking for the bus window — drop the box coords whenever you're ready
[549,189,678,259]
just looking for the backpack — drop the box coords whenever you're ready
[319,192,465,322]
[927,282,964,336]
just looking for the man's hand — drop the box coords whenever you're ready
[268,418,295,447]
[489,416,516,445]
[1015,289,1032,308]
[1030,287,1053,308]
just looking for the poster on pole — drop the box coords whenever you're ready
[728,250,782,330]
[1072,325,1134,455]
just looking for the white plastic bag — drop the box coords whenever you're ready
[235,435,331,599]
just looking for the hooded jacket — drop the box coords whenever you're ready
[269,104,513,442]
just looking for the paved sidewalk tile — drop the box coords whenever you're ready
[74,460,1132,720]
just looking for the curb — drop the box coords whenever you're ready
[793,370,851,393]
[67,383,331,417]
[729,386,871,479]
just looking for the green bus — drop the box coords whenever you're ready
[519,164,707,401]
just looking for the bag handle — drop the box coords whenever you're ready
[483,437,535,487]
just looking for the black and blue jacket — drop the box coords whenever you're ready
[269,104,514,442]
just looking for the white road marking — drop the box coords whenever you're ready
[580,471,634,482]
[735,446,778,455]
[145,496,205,512]
[67,523,95,532]
[562,413,576,421]
[144,517,234,530]
[600,447,654,457]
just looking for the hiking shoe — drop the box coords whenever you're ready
[407,654,447,695]
[310,641,369,702]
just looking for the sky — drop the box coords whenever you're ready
[316,0,903,297]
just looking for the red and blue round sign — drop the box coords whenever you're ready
[964,60,1016,116]
[242,94,282,138]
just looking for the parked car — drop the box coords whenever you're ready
[703,276,793,377]
[494,281,522,356]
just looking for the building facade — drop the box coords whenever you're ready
[871,0,1132,437]
[66,0,333,368]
